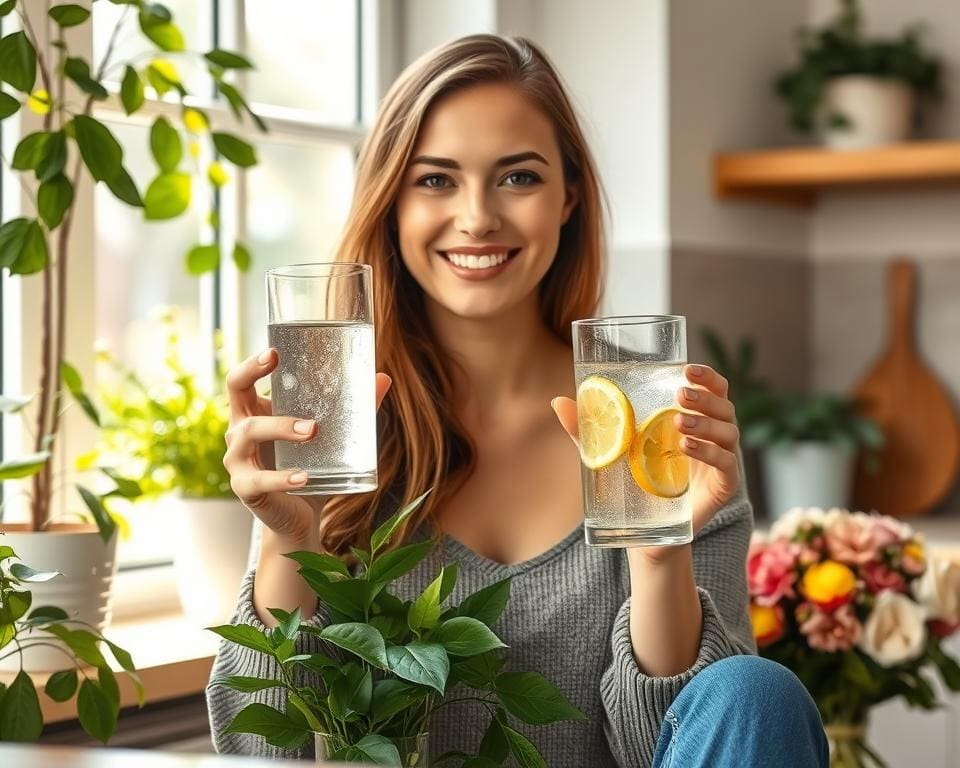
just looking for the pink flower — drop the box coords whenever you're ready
[824,514,877,566]
[797,602,862,652]
[862,561,907,595]
[867,515,914,550]
[748,537,798,606]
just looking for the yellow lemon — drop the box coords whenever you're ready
[183,108,208,134]
[576,376,634,470]
[208,161,229,187]
[27,89,51,115]
[628,407,690,498]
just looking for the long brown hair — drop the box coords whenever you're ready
[320,34,606,555]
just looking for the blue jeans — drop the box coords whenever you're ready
[653,655,829,768]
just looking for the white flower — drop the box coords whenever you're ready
[913,554,960,624]
[859,590,927,667]
[770,507,828,540]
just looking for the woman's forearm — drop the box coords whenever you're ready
[626,544,702,677]
[253,528,320,627]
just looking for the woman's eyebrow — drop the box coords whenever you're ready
[409,151,550,169]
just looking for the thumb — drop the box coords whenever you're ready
[550,396,579,447]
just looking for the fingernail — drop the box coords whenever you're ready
[684,437,697,450]
[682,414,698,428]
[683,387,699,401]
[550,398,559,410]
[689,365,704,377]
[289,471,307,483]
[258,349,273,365]
[293,419,314,435]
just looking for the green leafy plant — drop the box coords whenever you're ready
[0,544,142,742]
[209,491,587,766]
[0,1,263,537]
[774,0,943,133]
[78,307,231,501]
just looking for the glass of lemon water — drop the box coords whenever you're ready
[572,316,692,547]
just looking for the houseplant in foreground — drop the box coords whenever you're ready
[210,491,587,766]
[0,545,142,742]
[749,507,960,767]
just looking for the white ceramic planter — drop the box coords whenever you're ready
[820,75,914,150]
[0,524,117,671]
[169,497,253,628]
[762,442,855,519]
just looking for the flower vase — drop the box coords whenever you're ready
[314,732,429,767]
[824,721,886,768]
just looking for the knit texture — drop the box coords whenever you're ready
[206,485,755,768]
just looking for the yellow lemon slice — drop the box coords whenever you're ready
[576,376,635,470]
[629,407,690,498]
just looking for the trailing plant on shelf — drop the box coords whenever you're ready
[0,0,262,538]
[0,545,141,742]
[209,491,587,767]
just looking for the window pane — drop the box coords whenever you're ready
[94,0,212,96]
[244,0,358,123]
[242,139,355,355]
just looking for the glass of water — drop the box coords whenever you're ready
[572,315,692,547]
[266,263,377,495]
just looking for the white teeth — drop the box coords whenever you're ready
[446,251,510,269]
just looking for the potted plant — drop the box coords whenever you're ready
[774,0,943,149]
[0,0,261,652]
[209,492,588,766]
[0,545,140,741]
[82,307,251,627]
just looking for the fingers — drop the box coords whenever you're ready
[677,384,735,424]
[680,436,739,483]
[376,373,392,410]
[224,415,316,466]
[227,348,277,421]
[674,411,740,452]
[550,396,579,446]
[684,364,728,398]
[230,467,309,510]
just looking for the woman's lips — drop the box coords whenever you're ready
[438,248,520,281]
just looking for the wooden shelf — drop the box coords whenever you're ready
[713,140,960,206]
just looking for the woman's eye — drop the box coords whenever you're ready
[503,170,541,187]
[417,174,452,190]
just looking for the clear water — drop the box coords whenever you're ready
[575,361,692,547]
[268,321,377,494]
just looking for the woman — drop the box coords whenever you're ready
[209,35,827,767]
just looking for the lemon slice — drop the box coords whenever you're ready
[576,376,635,470]
[628,408,690,498]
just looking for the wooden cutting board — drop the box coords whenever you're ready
[853,259,960,517]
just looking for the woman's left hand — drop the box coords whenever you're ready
[551,363,741,544]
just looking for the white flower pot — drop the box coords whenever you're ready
[0,524,117,671]
[170,497,253,628]
[762,442,855,519]
[820,75,914,150]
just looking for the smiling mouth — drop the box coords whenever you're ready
[438,248,521,270]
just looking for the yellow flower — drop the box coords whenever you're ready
[801,560,856,611]
[207,161,229,187]
[188,140,201,159]
[750,603,785,647]
[183,108,208,134]
[27,89,51,115]
[150,59,180,84]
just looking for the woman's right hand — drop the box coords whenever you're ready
[223,348,392,547]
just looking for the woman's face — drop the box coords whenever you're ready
[394,82,577,323]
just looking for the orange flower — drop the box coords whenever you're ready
[801,560,856,612]
[750,603,786,647]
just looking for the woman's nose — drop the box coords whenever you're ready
[454,188,500,239]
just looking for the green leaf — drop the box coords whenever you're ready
[210,676,284,693]
[73,115,122,182]
[0,451,50,480]
[232,241,251,271]
[120,66,144,114]
[268,606,301,640]
[44,625,107,667]
[9,563,59,583]
[60,360,99,425]
[319,622,388,669]
[367,539,434,587]
[478,713,510,763]
[205,49,253,69]
[386,641,449,693]
[138,6,185,52]
[224,703,309,750]
[286,652,338,675]
[458,577,512,628]
[0,623,14,651]
[435,616,506,657]
[49,4,91,26]
[27,605,69,622]
[97,667,120,718]
[207,624,275,656]
[0,218,47,274]
[77,679,116,744]
[64,57,108,100]
[185,244,219,275]
[0,1,15,18]
[45,669,78,702]
[2,589,31,622]
[102,469,143,499]
[38,131,67,182]
[212,132,257,167]
[0,545,14,561]
[449,650,505,689]
[371,490,432,555]
[284,550,350,578]
[494,672,586,725]
[502,723,547,768]
[370,678,429,725]
[144,172,190,220]
[106,166,143,207]
[409,570,443,632]
[0,671,42,741]
[299,571,373,619]
[0,32,37,92]
[149,116,182,173]
[439,561,459,602]
[12,131,52,172]
[76,485,116,544]
[0,89,19,119]
[353,734,403,766]
[328,662,372,719]
[36,174,73,231]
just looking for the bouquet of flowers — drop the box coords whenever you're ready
[748,507,960,768]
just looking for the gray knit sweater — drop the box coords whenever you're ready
[206,484,755,768]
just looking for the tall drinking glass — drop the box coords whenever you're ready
[266,263,377,495]
[572,316,691,547]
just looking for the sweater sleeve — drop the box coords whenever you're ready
[599,480,756,768]
[205,568,333,759]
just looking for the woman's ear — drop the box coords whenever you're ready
[561,182,580,225]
